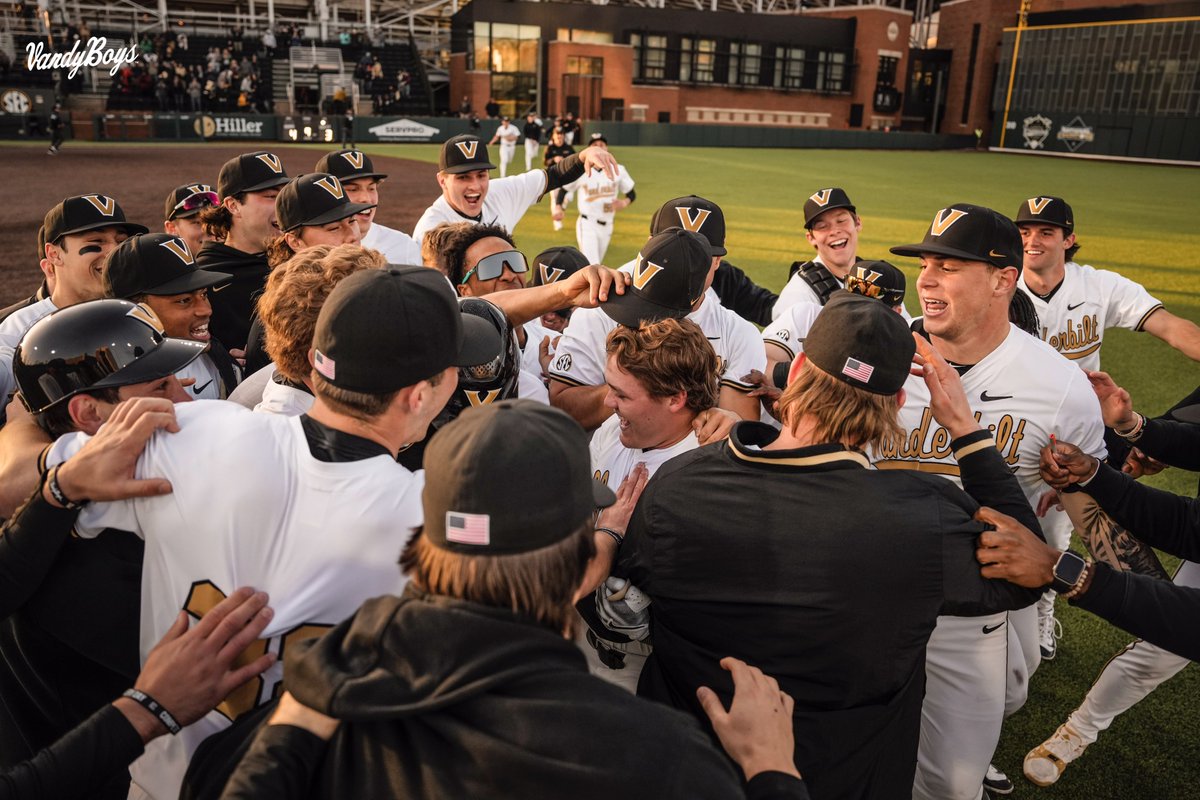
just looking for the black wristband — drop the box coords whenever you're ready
[772,361,790,390]
[45,464,86,509]
[122,688,182,734]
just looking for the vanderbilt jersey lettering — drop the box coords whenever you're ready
[566,164,635,222]
[873,324,1106,505]
[1017,261,1163,371]
[589,414,699,488]
[57,402,422,800]
[549,288,765,393]
[412,168,548,244]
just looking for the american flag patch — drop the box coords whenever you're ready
[842,357,875,383]
[446,511,490,546]
[313,349,336,380]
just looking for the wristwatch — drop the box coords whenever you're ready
[1050,550,1088,594]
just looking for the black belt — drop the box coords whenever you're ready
[580,214,608,226]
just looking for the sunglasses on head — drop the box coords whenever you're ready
[172,190,218,215]
[846,273,903,306]
[461,249,528,285]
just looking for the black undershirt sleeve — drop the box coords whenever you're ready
[1072,563,1200,662]
[0,486,80,619]
[544,153,587,193]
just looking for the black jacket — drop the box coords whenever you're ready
[614,425,1042,800]
[213,587,788,800]
[712,260,779,327]
[197,242,270,352]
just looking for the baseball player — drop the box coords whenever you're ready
[45,267,500,799]
[103,233,241,400]
[522,110,542,171]
[1014,195,1200,658]
[196,150,291,352]
[563,132,635,265]
[544,128,576,231]
[265,173,373,265]
[163,183,217,258]
[549,228,765,430]
[1016,195,1200,372]
[410,133,618,245]
[47,102,64,155]
[0,195,147,408]
[876,204,1108,800]
[314,149,423,266]
[524,245,589,378]
[774,187,869,319]
[487,115,520,178]
[580,317,720,691]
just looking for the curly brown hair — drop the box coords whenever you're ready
[257,244,386,383]
[604,317,719,413]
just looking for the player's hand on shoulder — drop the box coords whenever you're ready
[55,397,180,503]
[975,506,1059,588]
[913,333,978,439]
[693,407,740,445]
[697,657,800,782]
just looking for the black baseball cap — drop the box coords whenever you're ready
[314,149,388,183]
[803,188,856,229]
[311,267,501,393]
[651,195,727,257]
[423,399,615,554]
[43,195,148,245]
[165,183,218,221]
[1013,196,1074,235]
[217,151,291,199]
[275,174,376,233]
[890,203,1023,274]
[805,292,914,395]
[589,132,608,145]
[845,260,906,308]
[439,134,496,174]
[104,233,231,298]
[531,246,589,286]
[600,229,712,328]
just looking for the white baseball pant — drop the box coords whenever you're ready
[576,214,613,265]
[524,138,539,171]
[1063,558,1200,744]
[913,612,1011,800]
[498,144,516,178]
[1036,505,1075,644]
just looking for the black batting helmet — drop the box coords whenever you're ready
[15,299,207,414]
[434,298,520,428]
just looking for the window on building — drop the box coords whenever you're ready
[824,51,847,92]
[730,42,762,86]
[877,55,899,87]
[632,33,668,80]
[566,56,604,76]
[556,29,615,44]
[681,37,716,83]
[776,47,807,89]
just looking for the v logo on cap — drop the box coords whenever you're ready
[930,208,968,236]
[539,263,564,284]
[456,140,479,159]
[675,207,711,232]
[1026,197,1052,215]
[83,195,116,216]
[159,238,194,265]
[256,153,283,173]
[465,389,502,407]
[187,184,212,194]
[314,176,345,199]
[127,303,165,335]
[863,268,883,283]
[632,257,664,290]
[342,151,365,169]
[810,189,833,207]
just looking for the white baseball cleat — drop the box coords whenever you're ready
[1039,612,1063,660]
[1023,722,1089,786]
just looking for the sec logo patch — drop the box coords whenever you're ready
[555,353,573,372]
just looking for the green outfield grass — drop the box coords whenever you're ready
[359,143,1200,799]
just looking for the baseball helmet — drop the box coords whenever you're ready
[15,299,207,414]
[434,298,520,428]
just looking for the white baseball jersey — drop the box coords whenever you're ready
[228,363,275,409]
[521,318,554,378]
[872,324,1105,800]
[773,257,838,319]
[589,414,698,488]
[519,368,549,404]
[548,292,765,394]
[567,165,634,224]
[255,373,314,416]
[493,121,519,147]
[55,402,422,799]
[175,353,226,400]
[412,169,547,244]
[0,297,56,402]
[361,221,423,267]
[1018,260,1163,372]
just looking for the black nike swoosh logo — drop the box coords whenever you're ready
[980,391,1013,402]
[192,379,214,395]
[981,622,1005,634]
[1067,302,1084,310]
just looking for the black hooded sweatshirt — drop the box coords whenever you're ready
[196,241,270,352]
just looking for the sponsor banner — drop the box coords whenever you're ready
[360,117,443,142]
[193,114,277,140]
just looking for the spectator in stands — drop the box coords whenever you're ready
[177,30,188,51]
[262,28,276,57]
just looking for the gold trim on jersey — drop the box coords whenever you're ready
[1059,341,1102,361]
[730,446,871,469]
[874,460,962,476]
[955,437,998,459]
[719,376,756,393]
[548,373,588,388]
[765,339,796,362]
[1134,304,1164,333]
